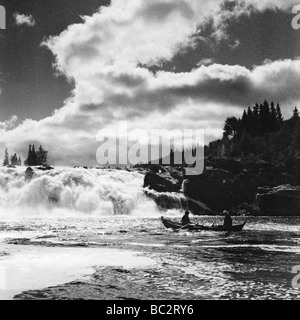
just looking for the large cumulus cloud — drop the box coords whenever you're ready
[1,0,299,165]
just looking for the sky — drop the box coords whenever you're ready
[0,0,300,166]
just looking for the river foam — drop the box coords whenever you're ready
[0,167,180,217]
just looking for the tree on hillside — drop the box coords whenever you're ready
[277,103,284,123]
[293,107,299,120]
[270,102,279,131]
[222,101,284,140]
[223,117,239,138]
[3,149,9,166]
[208,100,300,162]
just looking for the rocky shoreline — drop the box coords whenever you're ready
[141,157,300,216]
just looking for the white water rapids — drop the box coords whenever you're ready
[0,167,182,217]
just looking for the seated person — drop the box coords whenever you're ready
[223,210,232,229]
[182,211,191,226]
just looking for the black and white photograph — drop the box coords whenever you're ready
[0,0,300,303]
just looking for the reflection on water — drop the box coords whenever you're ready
[0,216,300,300]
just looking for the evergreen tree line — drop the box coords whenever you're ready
[154,146,203,166]
[207,101,300,162]
[24,145,48,166]
[2,149,22,167]
[3,145,48,167]
[223,101,285,139]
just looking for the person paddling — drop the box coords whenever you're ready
[223,210,232,229]
[182,211,191,226]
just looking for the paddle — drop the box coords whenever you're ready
[173,224,190,232]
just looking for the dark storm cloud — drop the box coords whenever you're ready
[79,60,300,118]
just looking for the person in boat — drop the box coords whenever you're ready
[223,210,232,229]
[182,211,191,226]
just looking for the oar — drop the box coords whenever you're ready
[173,224,189,232]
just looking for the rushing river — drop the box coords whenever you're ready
[0,168,299,300]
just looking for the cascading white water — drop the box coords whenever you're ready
[0,167,153,216]
[0,167,183,217]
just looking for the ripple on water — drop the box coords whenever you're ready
[0,246,154,300]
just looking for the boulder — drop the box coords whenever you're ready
[25,167,34,181]
[144,172,181,193]
[257,185,300,216]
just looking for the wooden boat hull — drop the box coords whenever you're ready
[161,217,246,232]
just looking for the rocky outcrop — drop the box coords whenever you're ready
[257,185,300,216]
[183,166,297,213]
[183,168,263,212]
[183,169,234,212]
[142,156,300,216]
[143,171,182,193]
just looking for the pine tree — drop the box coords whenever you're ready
[270,102,279,131]
[10,153,18,166]
[276,103,283,122]
[25,145,31,166]
[25,144,38,166]
[253,103,259,119]
[293,107,299,120]
[240,131,251,155]
[18,157,22,166]
[3,149,9,166]
[263,100,271,133]
[36,145,48,165]
[31,145,38,166]
[246,107,254,135]
[223,117,239,138]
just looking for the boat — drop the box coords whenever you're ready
[161,217,247,232]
